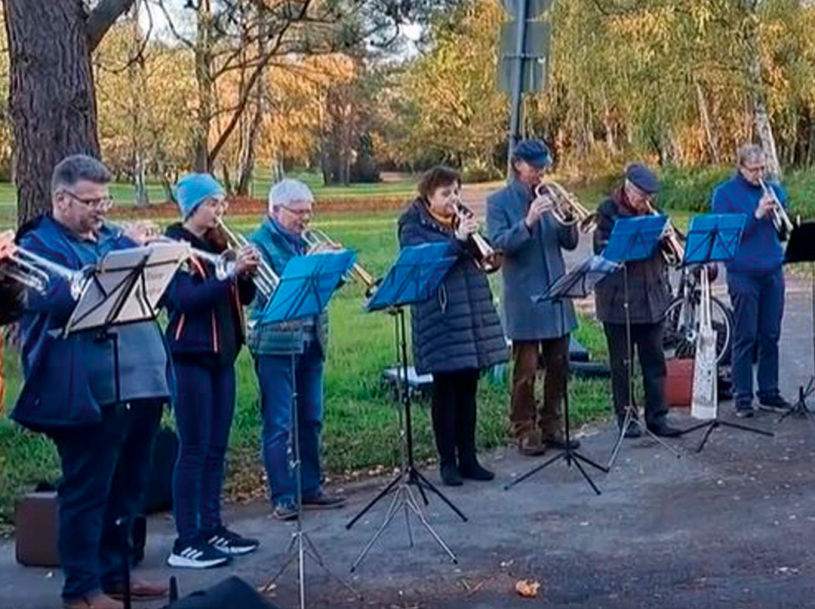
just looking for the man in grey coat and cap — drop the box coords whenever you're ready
[487,140,580,456]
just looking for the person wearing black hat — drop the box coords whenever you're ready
[487,139,580,456]
[593,163,681,438]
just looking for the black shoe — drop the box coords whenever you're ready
[203,525,259,556]
[459,459,495,481]
[272,500,298,521]
[735,404,756,418]
[302,492,346,510]
[618,418,642,439]
[167,536,231,569]
[440,463,463,486]
[647,419,682,437]
[758,394,792,413]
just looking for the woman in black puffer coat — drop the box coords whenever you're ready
[397,166,508,486]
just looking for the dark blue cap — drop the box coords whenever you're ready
[625,163,660,194]
[513,139,552,169]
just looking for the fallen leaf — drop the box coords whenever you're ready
[515,579,541,598]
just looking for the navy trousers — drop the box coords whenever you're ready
[50,400,162,601]
[171,361,236,543]
[727,269,785,407]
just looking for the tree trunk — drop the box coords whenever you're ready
[4,0,100,225]
[695,78,720,164]
[193,0,214,173]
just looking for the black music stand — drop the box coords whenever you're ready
[780,221,815,421]
[603,215,684,468]
[346,241,464,572]
[504,255,617,495]
[676,214,774,451]
[260,250,359,609]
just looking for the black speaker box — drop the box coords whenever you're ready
[164,576,282,609]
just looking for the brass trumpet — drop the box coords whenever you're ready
[453,200,502,273]
[759,179,794,241]
[534,180,598,233]
[302,227,378,292]
[214,217,279,297]
[644,200,685,266]
[0,236,89,299]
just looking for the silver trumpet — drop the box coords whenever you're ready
[534,180,598,233]
[302,227,378,292]
[759,179,794,241]
[215,217,279,297]
[0,244,89,300]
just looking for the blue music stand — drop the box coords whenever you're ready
[347,241,463,572]
[682,214,746,267]
[507,255,619,495]
[603,216,683,468]
[263,249,359,609]
[676,214,773,449]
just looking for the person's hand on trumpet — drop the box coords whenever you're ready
[525,191,555,229]
[0,230,16,260]
[122,220,161,245]
[454,215,478,241]
[307,240,342,255]
[234,245,260,277]
[755,192,777,220]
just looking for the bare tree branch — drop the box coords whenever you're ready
[87,0,136,51]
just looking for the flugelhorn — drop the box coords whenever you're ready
[644,200,684,266]
[453,200,502,273]
[534,180,598,233]
[759,179,794,241]
[214,217,279,297]
[0,234,89,299]
[302,227,378,292]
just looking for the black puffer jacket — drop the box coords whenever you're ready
[397,199,508,374]
[593,188,672,324]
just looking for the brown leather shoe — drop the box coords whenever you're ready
[105,578,169,600]
[518,431,548,457]
[63,592,123,609]
[541,430,581,450]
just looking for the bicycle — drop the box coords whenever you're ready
[663,264,733,366]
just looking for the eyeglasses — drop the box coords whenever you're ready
[741,164,766,175]
[63,190,115,211]
[280,206,313,217]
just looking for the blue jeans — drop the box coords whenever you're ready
[171,361,235,543]
[256,341,324,505]
[50,400,162,601]
[727,269,785,407]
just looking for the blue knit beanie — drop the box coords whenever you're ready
[174,173,225,219]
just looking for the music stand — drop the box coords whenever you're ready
[676,214,774,450]
[64,243,188,406]
[504,255,617,495]
[603,215,683,468]
[779,221,815,421]
[260,250,360,609]
[346,241,464,572]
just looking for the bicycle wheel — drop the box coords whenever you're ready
[663,295,732,365]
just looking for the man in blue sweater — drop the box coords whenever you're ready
[711,144,791,418]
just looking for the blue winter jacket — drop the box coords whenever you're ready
[12,215,172,432]
[711,172,787,274]
[163,223,256,366]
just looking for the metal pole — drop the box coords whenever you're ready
[507,0,530,177]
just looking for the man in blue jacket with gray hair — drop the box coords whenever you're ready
[712,143,791,418]
[487,140,580,457]
[14,154,171,609]
[249,178,345,521]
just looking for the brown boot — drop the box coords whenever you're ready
[540,429,580,450]
[517,429,548,457]
[105,577,169,600]
[63,592,123,609]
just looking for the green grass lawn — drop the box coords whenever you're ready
[0,210,614,526]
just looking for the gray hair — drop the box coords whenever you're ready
[51,154,112,195]
[268,178,314,212]
[737,143,765,167]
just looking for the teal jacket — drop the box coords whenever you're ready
[247,217,328,357]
